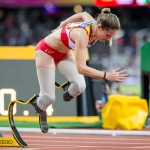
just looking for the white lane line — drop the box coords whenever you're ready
[29,144,150,149]
[1,146,150,150]
[3,134,150,142]
[3,135,150,141]
[2,127,150,136]
[25,139,150,145]
[0,148,38,150]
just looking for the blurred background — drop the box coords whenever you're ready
[0,0,150,120]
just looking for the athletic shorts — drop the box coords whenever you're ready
[35,39,68,62]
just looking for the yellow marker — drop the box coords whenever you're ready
[0,46,90,60]
[0,137,19,147]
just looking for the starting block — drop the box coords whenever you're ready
[0,133,20,147]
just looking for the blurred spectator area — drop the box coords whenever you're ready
[0,7,73,46]
[0,7,149,46]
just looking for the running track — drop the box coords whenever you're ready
[1,131,150,150]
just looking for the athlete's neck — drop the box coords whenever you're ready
[90,24,97,43]
[91,24,97,37]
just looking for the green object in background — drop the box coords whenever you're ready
[140,41,150,116]
[119,84,141,96]
[141,41,150,71]
[146,0,149,4]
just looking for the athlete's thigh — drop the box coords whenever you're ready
[56,52,83,80]
[55,51,74,65]
[35,50,55,68]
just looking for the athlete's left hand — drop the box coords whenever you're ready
[106,67,128,82]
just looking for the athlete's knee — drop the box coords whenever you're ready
[48,94,55,104]
[37,94,55,109]
[45,94,55,105]
[72,80,86,94]
[63,81,86,102]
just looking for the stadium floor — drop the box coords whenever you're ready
[1,129,150,150]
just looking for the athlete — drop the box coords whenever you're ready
[33,8,128,113]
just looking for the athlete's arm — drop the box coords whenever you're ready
[74,29,107,79]
[52,12,96,32]
[72,28,128,82]
[61,11,96,24]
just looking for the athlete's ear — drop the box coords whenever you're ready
[97,24,102,29]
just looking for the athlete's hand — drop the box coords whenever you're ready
[106,67,128,82]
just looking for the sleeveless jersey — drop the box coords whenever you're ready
[60,21,97,50]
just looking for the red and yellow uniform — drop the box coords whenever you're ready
[35,21,96,62]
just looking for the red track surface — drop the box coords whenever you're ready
[1,131,150,150]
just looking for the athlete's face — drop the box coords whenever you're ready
[96,24,118,42]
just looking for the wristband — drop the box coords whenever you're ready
[103,72,106,79]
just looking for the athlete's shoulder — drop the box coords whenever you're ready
[67,21,94,27]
